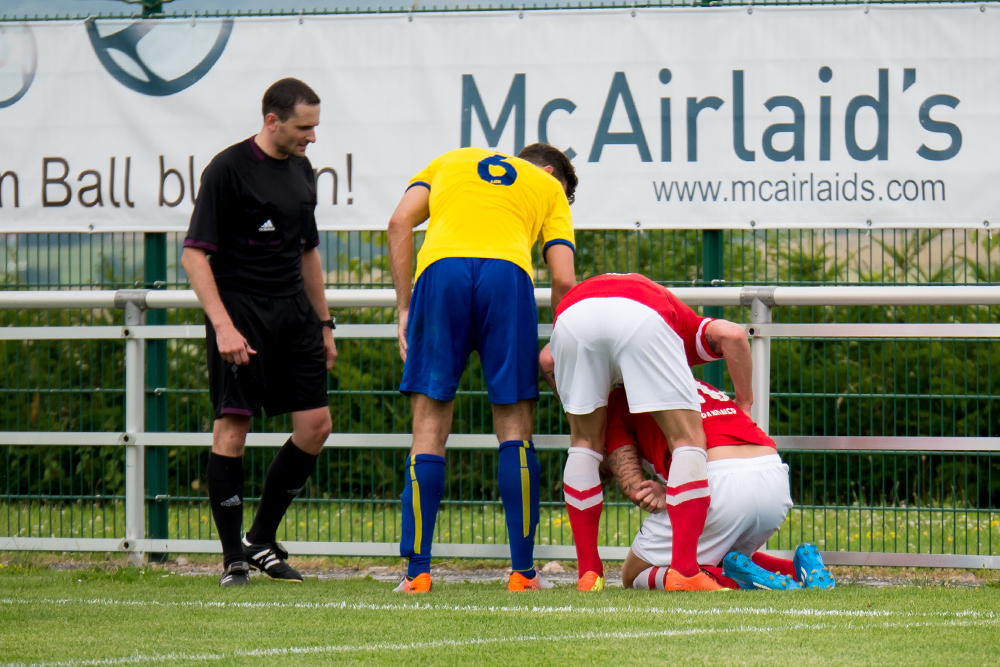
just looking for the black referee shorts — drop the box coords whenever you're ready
[207,290,329,419]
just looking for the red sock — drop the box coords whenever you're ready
[701,566,740,590]
[752,552,797,580]
[665,495,710,576]
[665,447,710,578]
[565,498,603,577]
[563,447,605,578]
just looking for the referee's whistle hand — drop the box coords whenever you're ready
[323,330,338,371]
[216,324,256,365]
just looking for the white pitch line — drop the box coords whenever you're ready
[0,597,995,620]
[4,619,998,667]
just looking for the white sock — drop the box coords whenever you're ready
[665,446,709,505]
[563,447,603,508]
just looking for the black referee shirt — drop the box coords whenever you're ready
[184,137,320,298]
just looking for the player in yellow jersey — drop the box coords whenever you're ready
[387,144,578,593]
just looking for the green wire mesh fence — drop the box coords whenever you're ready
[2,229,999,561]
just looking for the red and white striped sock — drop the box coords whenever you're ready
[665,446,711,578]
[634,565,739,590]
[633,566,668,590]
[563,447,604,578]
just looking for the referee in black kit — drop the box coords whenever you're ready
[182,78,337,586]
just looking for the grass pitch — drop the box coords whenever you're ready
[1,562,999,667]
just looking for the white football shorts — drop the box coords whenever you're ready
[630,454,793,568]
[550,297,700,415]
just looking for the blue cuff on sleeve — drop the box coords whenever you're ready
[406,181,431,192]
[543,239,576,262]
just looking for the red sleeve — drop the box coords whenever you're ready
[666,289,721,367]
[605,388,636,456]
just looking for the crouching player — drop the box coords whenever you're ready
[548,273,753,592]
[605,381,835,590]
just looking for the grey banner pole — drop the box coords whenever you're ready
[741,288,775,434]
[749,298,772,434]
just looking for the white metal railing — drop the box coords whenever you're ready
[1,286,999,568]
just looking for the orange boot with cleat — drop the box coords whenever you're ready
[663,568,729,592]
[577,571,606,592]
[393,572,432,593]
[508,572,554,591]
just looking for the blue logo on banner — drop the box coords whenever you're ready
[0,25,37,109]
[86,19,233,97]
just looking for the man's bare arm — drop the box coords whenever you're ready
[181,247,256,365]
[387,186,431,362]
[301,247,337,370]
[608,445,645,499]
[704,318,753,415]
[545,244,576,311]
[607,445,664,513]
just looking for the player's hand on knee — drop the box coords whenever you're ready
[634,480,666,514]
[216,324,256,366]
[397,308,409,362]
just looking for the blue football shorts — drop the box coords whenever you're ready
[399,257,539,404]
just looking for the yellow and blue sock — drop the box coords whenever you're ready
[400,453,445,579]
[498,440,539,579]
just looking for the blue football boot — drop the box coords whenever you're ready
[722,552,801,590]
[793,543,836,589]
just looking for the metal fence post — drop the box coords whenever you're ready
[701,229,726,389]
[118,291,148,566]
[741,287,775,434]
[144,233,169,561]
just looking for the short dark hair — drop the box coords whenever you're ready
[517,143,578,204]
[262,78,320,122]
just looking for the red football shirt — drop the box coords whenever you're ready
[605,382,776,482]
[553,273,720,367]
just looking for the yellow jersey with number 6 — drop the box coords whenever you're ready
[407,147,575,283]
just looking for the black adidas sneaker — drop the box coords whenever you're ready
[219,561,251,587]
[242,537,303,582]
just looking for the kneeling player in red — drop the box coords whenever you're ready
[545,273,753,591]
[602,382,795,589]
[602,382,834,590]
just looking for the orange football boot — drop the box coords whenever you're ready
[508,572,543,591]
[663,568,729,592]
[577,571,606,592]
[393,572,432,593]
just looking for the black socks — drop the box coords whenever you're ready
[207,452,245,567]
[246,438,318,544]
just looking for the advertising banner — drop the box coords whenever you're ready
[0,5,996,232]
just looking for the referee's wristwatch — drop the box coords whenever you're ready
[320,317,336,330]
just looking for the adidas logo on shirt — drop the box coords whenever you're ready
[220,495,242,507]
[258,220,275,232]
